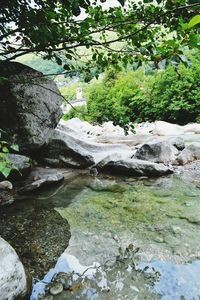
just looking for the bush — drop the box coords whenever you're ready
[61,51,200,126]
[0,129,19,178]
[63,105,90,121]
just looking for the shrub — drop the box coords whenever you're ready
[61,51,200,126]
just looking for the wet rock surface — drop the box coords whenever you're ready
[18,167,64,194]
[0,206,70,278]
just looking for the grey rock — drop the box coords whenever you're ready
[0,62,62,153]
[88,178,126,193]
[0,189,14,206]
[168,137,185,151]
[43,129,95,168]
[0,181,14,206]
[134,139,182,163]
[49,282,63,296]
[5,153,31,180]
[97,158,173,177]
[0,237,27,300]
[43,129,133,169]
[18,172,64,194]
[0,180,13,190]
[174,144,200,165]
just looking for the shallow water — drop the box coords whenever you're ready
[1,167,200,299]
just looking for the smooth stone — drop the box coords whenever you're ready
[0,237,27,299]
[171,226,182,235]
[49,282,63,295]
[0,180,13,190]
[97,158,173,177]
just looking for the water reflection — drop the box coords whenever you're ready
[140,259,200,300]
[31,252,200,300]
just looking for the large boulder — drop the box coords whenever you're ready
[97,158,173,177]
[0,62,62,153]
[43,129,133,168]
[0,237,27,300]
[134,138,185,163]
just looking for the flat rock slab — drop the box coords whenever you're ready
[43,129,133,169]
[18,168,64,194]
[0,237,27,300]
[97,158,173,177]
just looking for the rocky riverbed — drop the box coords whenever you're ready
[1,160,200,299]
[1,62,200,300]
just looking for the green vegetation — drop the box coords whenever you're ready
[17,54,63,75]
[1,1,199,78]
[0,130,19,178]
[63,52,200,125]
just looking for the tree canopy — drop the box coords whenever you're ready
[0,0,199,74]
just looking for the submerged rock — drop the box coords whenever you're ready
[0,237,27,299]
[0,207,71,278]
[18,171,64,194]
[88,178,126,193]
[0,62,62,153]
[97,158,173,177]
[49,282,63,295]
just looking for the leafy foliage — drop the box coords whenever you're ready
[65,51,200,125]
[0,130,19,178]
[0,0,199,76]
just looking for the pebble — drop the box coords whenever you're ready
[49,282,63,296]
[0,180,13,190]
[171,226,182,235]
[154,236,164,243]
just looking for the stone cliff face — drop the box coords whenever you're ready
[0,61,62,154]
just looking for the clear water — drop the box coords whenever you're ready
[1,167,200,299]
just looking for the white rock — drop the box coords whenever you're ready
[151,121,185,136]
[0,237,27,300]
[183,123,200,134]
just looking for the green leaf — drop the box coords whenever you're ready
[188,15,200,29]
[2,146,9,153]
[1,167,11,178]
[10,144,19,152]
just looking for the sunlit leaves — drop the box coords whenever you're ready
[188,15,200,29]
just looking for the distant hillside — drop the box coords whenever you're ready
[16,54,63,75]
